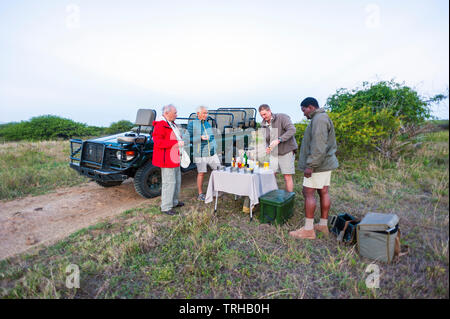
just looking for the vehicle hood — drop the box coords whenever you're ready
[87,132,151,146]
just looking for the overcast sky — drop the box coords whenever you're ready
[0,0,448,126]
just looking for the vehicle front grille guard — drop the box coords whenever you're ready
[70,139,140,174]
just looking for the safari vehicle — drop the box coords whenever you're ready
[69,107,257,198]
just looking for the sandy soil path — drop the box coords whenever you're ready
[0,171,198,260]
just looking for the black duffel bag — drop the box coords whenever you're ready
[329,213,361,244]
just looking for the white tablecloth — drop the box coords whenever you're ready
[205,168,278,208]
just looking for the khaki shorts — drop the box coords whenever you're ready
[269,151,296,175]
[303,170,332,189]
[194,154,221,173]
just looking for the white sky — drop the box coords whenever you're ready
[0,0,448,126]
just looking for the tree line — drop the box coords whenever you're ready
[0,116,134,142]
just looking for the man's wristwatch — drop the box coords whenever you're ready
[278,137,282,143]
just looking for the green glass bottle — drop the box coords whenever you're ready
[243,151,248,167]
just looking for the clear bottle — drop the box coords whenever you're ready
[254,160,260,173]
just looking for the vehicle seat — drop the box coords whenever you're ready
[119,109,156,143]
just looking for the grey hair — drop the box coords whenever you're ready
[162,104,176,114]
[196,105,208,113]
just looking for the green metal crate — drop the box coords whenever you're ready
[258,190,295,225]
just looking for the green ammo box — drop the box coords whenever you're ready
[258,190,295,225]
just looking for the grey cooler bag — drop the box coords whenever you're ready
[357,212,400,263]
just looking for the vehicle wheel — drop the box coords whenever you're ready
[134,162,162,198]
[95,180,123,187]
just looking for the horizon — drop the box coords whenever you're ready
[1,1,449,126]
[0,99,448,128]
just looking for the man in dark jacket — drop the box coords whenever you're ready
[289,97,338,240]
[152,104,185,215]
[259,104,298,192]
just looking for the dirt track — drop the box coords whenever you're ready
[0,171,198,261]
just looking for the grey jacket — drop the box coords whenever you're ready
[261,113,298,156]
[298,108,339,172]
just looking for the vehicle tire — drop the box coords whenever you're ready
[134,162,162,198]
[95,180,123,187]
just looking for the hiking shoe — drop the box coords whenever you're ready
[289,227,316,240]
[161,209,178,216]
[314,224,330,237]
[174,201,185,208]
[197,193,206,201]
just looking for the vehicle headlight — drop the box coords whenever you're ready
[116,150,135,161]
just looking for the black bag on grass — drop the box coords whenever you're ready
[329,213,361,244]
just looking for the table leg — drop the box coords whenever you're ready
[214,190,218,214]
[250,205,253,222]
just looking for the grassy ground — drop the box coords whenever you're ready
[0,131,448,298]
[0,140,88,200]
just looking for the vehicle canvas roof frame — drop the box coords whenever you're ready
[218,107,257,128]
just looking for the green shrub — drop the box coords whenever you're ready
[329,107,402,157]
[295,107,401,158]
[0,116,105,141]
[326,80,446,124]
[294,122,307,146]
[107,120,134,134]
[311,80,449,159]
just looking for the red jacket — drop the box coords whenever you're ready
[151,120,181,168]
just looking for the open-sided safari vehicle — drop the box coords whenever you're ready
[69,107,257,198]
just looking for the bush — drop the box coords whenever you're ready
[296,80,448,160]
[326,80,446,124]
[329,107,402,157]
[0,115,101,141]
[107,120,134,134]
[294,122,307,146]
[295,107,401,158]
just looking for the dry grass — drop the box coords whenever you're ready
[0,140,88,200]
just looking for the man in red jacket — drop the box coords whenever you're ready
[152,104,185,215]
